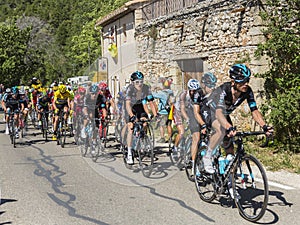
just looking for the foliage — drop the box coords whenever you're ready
[255,0,300,152]
[0,0,130,86]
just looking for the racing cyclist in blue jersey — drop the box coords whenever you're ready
[125,71,159,165]
[202,64,274,176]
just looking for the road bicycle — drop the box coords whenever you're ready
[79,117,103,159]
[56,111,68,148]
[40,110,50,141]
[183,132,209,182]
[7,112,17,148]
[19,112,28,138]
[29,107,38,129]
[168,126,190,167]
[194,131,269,222]
[122,119,154,178]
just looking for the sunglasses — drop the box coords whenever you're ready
[134,80,144,85]
[235,77,250,84]
[91,92,97,95]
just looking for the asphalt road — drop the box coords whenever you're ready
[0,114,299,225]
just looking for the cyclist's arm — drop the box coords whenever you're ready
[148,100,158,117]
[125,100,134,118]
[251,109,267,128]
[193,104,205,127]
[215,108,232,131]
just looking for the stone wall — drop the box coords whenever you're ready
[135,0,270,130]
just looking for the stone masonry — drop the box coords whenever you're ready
[134,0,270,130]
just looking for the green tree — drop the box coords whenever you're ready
[256,0,300,152]
[0,19,31,86]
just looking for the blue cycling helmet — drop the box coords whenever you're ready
[229,64,251,83]
[89,84,99,93]
[12,86,19,94]
[130,71,144,81]
[201,72,217,88]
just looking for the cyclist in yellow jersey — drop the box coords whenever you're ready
[52,84,71,140]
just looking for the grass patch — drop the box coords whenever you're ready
[245,140,300,174]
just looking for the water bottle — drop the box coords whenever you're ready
[218,156,226,175]
[199,141,207,156]
[225,154,234,166]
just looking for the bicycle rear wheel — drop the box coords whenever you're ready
[194,153,216,202]
[231,154,269,222]
[137,136,154,178]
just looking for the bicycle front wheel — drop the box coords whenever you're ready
[168,131,185,167]
[231,154,269,222]
[184,137,194,182]
[194,152,216,203]
[137,136,154,178]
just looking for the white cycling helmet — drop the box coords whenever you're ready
[187,79,201,90]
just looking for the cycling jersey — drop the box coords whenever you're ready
[84,93,106,111]
[2,93,21,111]
[193,88,213,127]
[53,90,71,105]
[211,82,258,115]
[125,83,154,120]
[37,96,51,109]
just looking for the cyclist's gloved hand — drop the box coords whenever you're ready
[262,125,273,136]
[54,108,59,114]
[129,115,136,123]
[226,126,236,137]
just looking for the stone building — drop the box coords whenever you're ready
[95,0,270,129]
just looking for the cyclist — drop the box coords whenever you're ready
[203,64,274,175]
[36,91,51,129]
[193,72,218,131]
[98,81,116,118]
[81,84,107,150]
[179,79,206,177]
[19,89,30,128]
[1,87,23,137]
[124,71,159,164]
[52,84,71,141]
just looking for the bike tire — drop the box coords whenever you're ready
[92,137,104,162]
[12,123,16,148]
[137,136,154,178]
[194,152,216,202]
[79,138,89,157]
[231,154,269,222]
[61,121,67,148]
[168,131,185,167]
[184,137,194,182]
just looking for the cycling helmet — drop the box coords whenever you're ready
[12,86,19,95]
[229,64,251,83]
[187,79,201,90]
[98,81,108,91]
[5,88,11,93]
[201,72,217,88]
[78,87,86,94]
[130,71,144,81]
[58,84,67,93]
[89,84,99,93]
